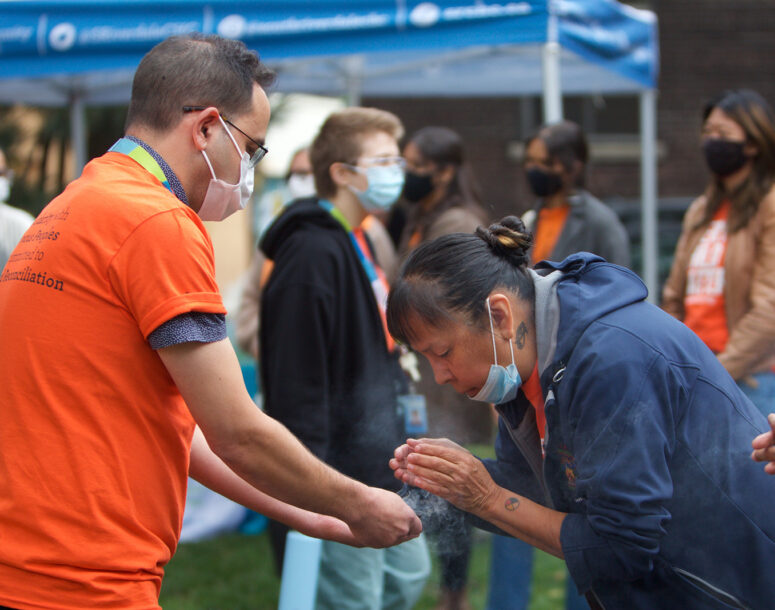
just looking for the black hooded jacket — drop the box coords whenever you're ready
[259,198,407,491]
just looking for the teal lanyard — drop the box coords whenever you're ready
[318,199,395,351]
[109,138,173,194]
[318,199,378,284]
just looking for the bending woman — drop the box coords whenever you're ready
[387,216,775,609]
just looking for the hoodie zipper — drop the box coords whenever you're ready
[672,567,749,609]
[496,364,567,511]
[497,404,553,508]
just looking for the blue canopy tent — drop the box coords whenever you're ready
[0,0,660,296]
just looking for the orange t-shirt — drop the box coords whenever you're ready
[522,364,546,443]
[683,202,730,353]
[532,204,570,264]
[0,153,226,609]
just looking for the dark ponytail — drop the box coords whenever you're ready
[387,216,535,345]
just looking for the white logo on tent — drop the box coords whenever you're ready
[410,3,441,28]
[49,22,76,52]
[218,15,247,39]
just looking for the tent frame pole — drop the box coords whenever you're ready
[640,88,658,302]
[343,55,363,107]
[542,0,563,123]
[70,92,87,176]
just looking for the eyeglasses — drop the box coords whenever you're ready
[356,156,407,170]
[183,106,268,168]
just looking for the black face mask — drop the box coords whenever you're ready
[526,167,564,198]
[703,138,749,177]
[402,170,435,203]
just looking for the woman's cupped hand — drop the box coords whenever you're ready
[390,438,500,515]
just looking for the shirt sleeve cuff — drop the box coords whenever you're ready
[148,312,227,349]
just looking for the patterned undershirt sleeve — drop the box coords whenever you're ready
[148,312,227,349]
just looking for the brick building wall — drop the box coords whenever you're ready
[656,0,775,197]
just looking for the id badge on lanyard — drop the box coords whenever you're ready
[399,393,428,435]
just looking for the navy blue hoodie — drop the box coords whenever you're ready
[259,198,407,491]
[485,253,775,609]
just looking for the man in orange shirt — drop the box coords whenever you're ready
[0,34,420,610]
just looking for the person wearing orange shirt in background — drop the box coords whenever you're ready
[487,121,631,610]
[0,34,420,610]
[521,120,630,269]
[662,89,775,418]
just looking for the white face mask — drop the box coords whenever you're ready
[198,115,254,222]
[287,172,316,200]
[0,176,10,203]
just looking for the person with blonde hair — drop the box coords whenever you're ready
[260,106,430,609]
[663,89,775,417]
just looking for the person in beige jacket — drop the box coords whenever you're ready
[662,89,775,417]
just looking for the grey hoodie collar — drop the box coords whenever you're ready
[528,267,564,377]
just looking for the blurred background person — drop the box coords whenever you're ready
[488,119,632,610]
[236,148,315,361]
[253,147,316,239]
[521,120,630,268]
[235,149,397,363]
[259,107,430,608]
[396,126,490,610]
[398,126,489,261]
[662,89,775,418]
[0,146,34,271]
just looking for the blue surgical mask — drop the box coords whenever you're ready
[469,297,522,404]
[349,163,405,209]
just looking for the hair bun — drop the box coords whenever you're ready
[475,216,533,266]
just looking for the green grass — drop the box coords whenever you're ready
[160,530,569,609]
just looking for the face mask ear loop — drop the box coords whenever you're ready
[343,164,368,195]
[200,149,217,180]
[508,335,516,367]
[486,297,498,366]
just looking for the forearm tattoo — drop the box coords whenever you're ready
[515,321,528,349]
[504,496,520,512]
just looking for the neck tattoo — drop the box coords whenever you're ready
[516,321,528,350]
